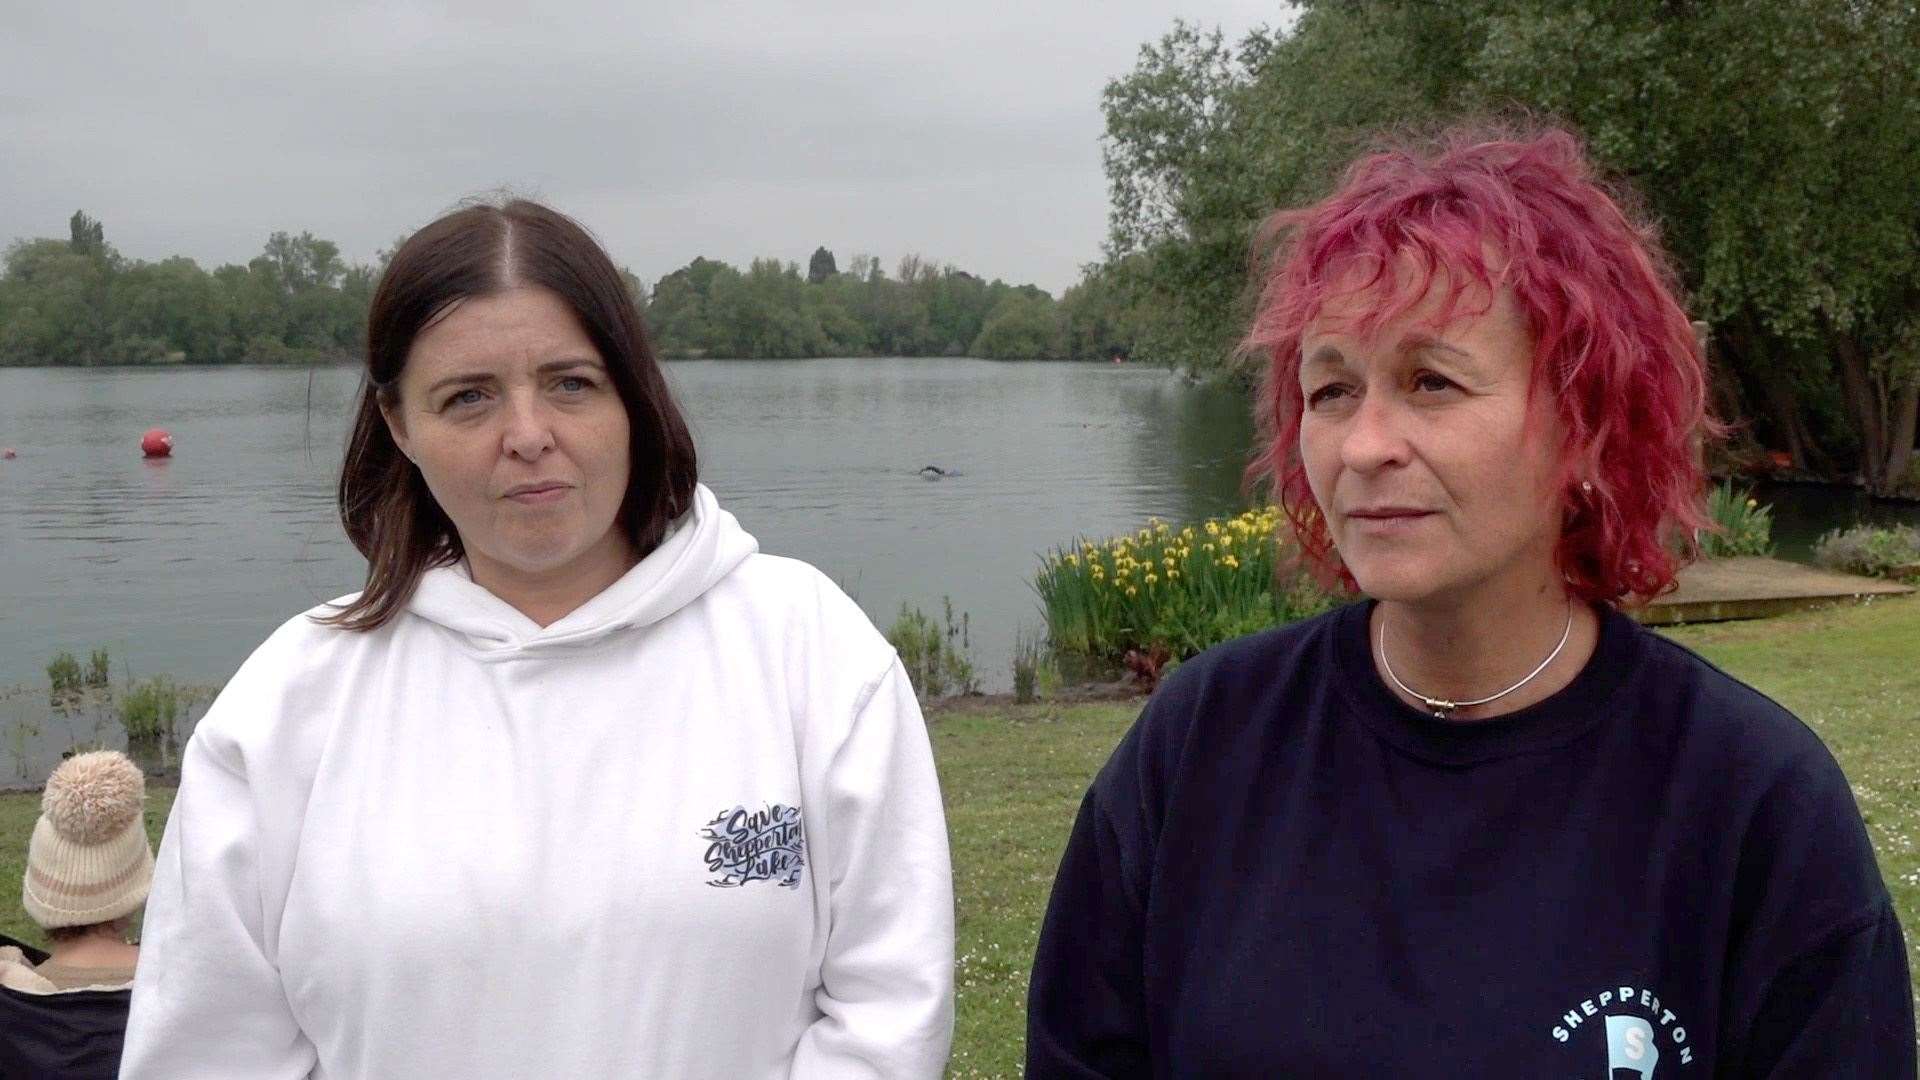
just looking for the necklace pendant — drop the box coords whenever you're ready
[1426,698,1458,719]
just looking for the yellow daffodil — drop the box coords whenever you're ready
[1125,586,1137,597]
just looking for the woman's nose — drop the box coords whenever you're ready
[1339,391,1410,473]
[499,392,557,461]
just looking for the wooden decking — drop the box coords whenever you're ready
[1635,556,1914,625]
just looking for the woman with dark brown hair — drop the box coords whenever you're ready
[119,199,954,1079]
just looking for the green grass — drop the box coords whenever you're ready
[1,596,1914,1075]
[934,701,1139,1077]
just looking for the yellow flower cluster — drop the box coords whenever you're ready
[1040,506,1286,598]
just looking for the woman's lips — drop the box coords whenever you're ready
[1346,509,1436,534]
[504,483,571,504]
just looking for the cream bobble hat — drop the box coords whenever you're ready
[22,750,155,929]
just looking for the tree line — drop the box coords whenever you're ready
[644,247,1131,361]
[0,212,375,366]
[1092,1,1920,495]
[0,217,1137,368]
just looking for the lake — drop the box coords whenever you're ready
[0,360,1257,784]
[3,361,1917,787]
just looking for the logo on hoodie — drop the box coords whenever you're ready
[699,803,806,889]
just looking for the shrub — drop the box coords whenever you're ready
[46,652,82,704]
[1814,524,1920,581]
[1035,508,1337,664]
[85,647,111,689]
[120,676,181,743]
[1012,627,1045,704]
[887,597,979,700]
[1697,480,1775,558]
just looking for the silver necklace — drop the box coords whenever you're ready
[1377,604,1575,719]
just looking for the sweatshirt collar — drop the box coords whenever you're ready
[1330,598,1645,766]
[405,483,757,656]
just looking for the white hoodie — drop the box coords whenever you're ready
[121,485,954,1079]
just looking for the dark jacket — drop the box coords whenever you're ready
[0,934,132,1080]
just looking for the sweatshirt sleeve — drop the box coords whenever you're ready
[1720,741,1917,1075]
[120,723,317,1079]
[1730,904,1914,1076]
[1026,714,1156,1078]
[790,659,955,1079]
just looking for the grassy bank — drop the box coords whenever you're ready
[1,596,1915,1075]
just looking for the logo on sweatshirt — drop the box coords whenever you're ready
[699,803,806,889]
[1549,983,1694,1072]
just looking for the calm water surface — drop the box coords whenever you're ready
[0,360,1256,783]
[4,363,1916,786]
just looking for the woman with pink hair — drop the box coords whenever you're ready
[1026,125,1912,1074]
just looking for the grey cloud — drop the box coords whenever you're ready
[1,0,1278,294]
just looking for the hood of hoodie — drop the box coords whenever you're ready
[404,483,757,658]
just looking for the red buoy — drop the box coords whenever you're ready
[140,428,173,458]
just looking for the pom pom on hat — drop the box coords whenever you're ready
[42,750,146,844]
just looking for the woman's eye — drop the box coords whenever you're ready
[557,376,592,393]
[1306,384,1350,408]
[446,388,486,409]
[1412,371,1456,394]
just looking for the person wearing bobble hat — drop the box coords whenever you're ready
[0,750,154,1079]
[121,198,954,1079]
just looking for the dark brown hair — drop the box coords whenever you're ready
[321,199,697,631]
[45,918,129,943]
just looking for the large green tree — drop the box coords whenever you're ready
[806,246,838,285]
[1099,2,1920,493]
[971,291,1064,359]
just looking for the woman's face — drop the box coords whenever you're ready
[384,286,634,588]
[1297,269,1566,607]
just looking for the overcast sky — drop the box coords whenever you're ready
[1,1,1283,295]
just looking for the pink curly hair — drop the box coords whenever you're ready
[1245,124,1719,605]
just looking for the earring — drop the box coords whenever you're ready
[1580,480,1594,494]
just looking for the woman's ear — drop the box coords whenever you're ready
[380,398,415,464]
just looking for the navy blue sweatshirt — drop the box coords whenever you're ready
[1027,602,1913,1077]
